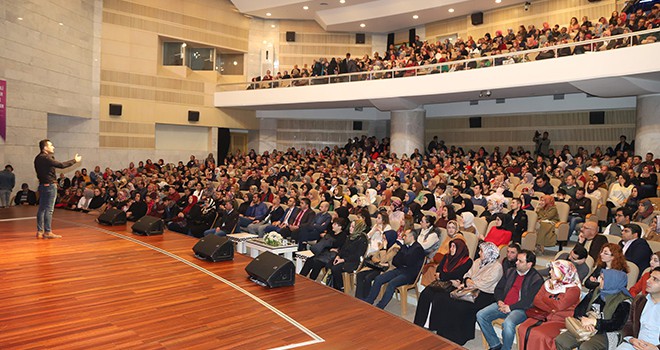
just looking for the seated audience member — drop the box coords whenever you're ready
[86,187,107,215]
[632,199,655,226]
[567,187,592,239]
[236,194,268,232]
[292,201,332,250]
[604,206,633,236]
[14,183,37,206]
[434,203,457,229]
[145,193,164,218]
[477,249,544,350]
[533,175,555,196]
[620,223,653,273]
[299,217,348,281]
[365,212,392,257]
[585,243,629,290]
[629,251,660,297]
[280,198,315,239]
[55,188,74,208]
[607,174,634,212]
[422,220,465,285]
[167,196,205,237]
[246,196,285,237]
[555,269,633,350]
[480,212,514,247]
[360,228,425,309]
[262,197,299,235]
[75,188,94,212]
[502,243,521,271]
[354,229,400,300]
[415,215,442,257]
[471,183,488,208]
[203,200,239,237]
[509,198,528,244]
[535,195,560,251]
[126,192,148,221]
[617,267,660,350]
[517,260,582,350]
[559,174,579,199]
[539,245,591,282]
[329,219,368,291]
[416,242,503,345]
[576,221,608,261]
[460,212,479,235]
[646,216,660,242]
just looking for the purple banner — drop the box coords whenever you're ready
[0,80,5,141]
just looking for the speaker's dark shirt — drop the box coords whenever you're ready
[34,152,76,185]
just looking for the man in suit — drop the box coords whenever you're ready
[263,197,299,235]
[567,187,592,240]
[477,249,544,350]
[246,196,285,237]
[361,229,425,309]
[577,221,608,262]
[617,267,660,350]
[509,198,528,244]
[292,201,331,250]
[203,200,239,237]
[236,194,269,232]
[280,198,315,239]
[620,224,653,273]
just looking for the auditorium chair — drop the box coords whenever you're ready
[554,202,571,250]
[626,261,639,289]
[521,210,538,252]
[463,231,480,259]
[378,263,425,316]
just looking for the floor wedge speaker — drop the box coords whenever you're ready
[97,208,127,226]
[245,251,295,288]
[193,235,234,262]
[132,215,164,236]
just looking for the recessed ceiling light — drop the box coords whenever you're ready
[448,8,455,13]
[17,17,23,20]
[59,22,64,25]
[413,15,419,19]
[233,61,238,65]
[266,12,272,16]
[303,6,309,10]
[495,0,502,3]
[262,40,268,44]
[339,0,346,3]
[360,23,366,28]
[271,24,276,28]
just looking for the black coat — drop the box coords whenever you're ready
[619,238,653,273]
[494,267,544,311]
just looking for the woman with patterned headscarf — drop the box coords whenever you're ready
[535,194,560,251]
[517,260,581,350]
[414,242,504,345]
[328,219,368,291]
[555,269,632,350]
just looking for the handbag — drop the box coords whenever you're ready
[565,314,597,342]
[449,287,480,303]
[525,307,549,321]
[363,259,389,272]
[427,280,454,293]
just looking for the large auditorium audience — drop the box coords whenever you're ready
[250,4,659,88]
[16,128,658,349]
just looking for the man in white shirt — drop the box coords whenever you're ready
[603,207,632,237]
[617,267,660,350]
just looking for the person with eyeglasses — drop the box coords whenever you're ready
[576,221,608,262]
[603,207,633,237]
[584,243,630,290]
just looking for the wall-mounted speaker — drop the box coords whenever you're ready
[353,121,363,130]
[188,110,199,122]
[589,111,605,124]
[286,31,296,42]
[387,33,395,52]
[245,251,295,288]
[469,117,482,128]
[409,28,416,45]
[109,104,122,116]
[193,235,234,262]
[356,33,366,44]
[471,12,484,25]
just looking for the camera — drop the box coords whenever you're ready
[524,2,531,11]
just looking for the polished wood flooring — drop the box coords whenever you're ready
[0,207,462,349]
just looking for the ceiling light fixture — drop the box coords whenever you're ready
[340,0,346,3]
[413,15,419,19]
[448,8,455,13]
[17,17,23,20]
[59,22,64,25]
[495,0,502,3]
[303,6,309,10]
[360,23,366,28]
[271,24,275,28]
[266,12,272,16]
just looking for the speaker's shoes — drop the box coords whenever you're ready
[36,231,44,239]
[43,232,62,239]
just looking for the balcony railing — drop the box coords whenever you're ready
[216,28,660,92]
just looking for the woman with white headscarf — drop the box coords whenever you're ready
[517,260,581,350]
[460,211,479,235]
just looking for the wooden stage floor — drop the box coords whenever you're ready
[0,207,462,349]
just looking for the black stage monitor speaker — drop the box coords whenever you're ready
[589,111,605,124]
[193,235,234,262]
[356,33,365,44]
[286,31,296,42]
[132,215,164,236]
[188,110,199,122]
[245,251,295,288]
[471,12,484,26]
[97,208,127,226]
[109,104,122,116]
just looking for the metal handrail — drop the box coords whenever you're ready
[216,27,660,92]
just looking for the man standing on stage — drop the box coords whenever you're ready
[34,139,81,239]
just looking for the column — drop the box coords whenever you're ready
[257,118,277,154]
[390,108,425,157]
[635,94,660,159]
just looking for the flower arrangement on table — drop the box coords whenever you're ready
[263,231,284,247]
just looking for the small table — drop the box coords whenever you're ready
[226,233,258,254]
[294,250,315,274]
[245,239,299,261]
